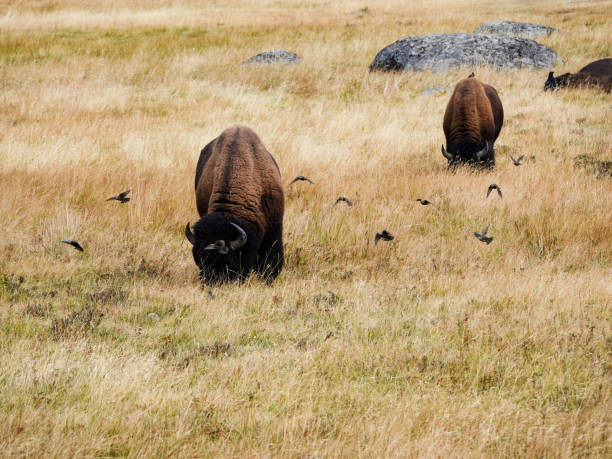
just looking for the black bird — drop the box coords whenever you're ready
[510,155,524,166]
[290,176,314,185]
[468,71,475,78]
[335,196,353,207]
[473,226,493,245]
[374,230,394,245]
[544,71,557,91]
[106,189,130,203]
[416,198,431,205]
[61,240,84,252]
[487,184,502,198]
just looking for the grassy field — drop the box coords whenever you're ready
[1,0,611,456]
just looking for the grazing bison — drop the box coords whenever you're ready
[544,58,612,93]
[441,77,504,168]
[185,126,284,283]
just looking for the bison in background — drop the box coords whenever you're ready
[544,58,612,93]
[441,77,504,168]
[185,125,285,284]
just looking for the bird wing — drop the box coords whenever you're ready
[510,155,516,163]
[486,187,492,197]
[497,188,502,198]
[119,189,131,198]
[517,155,524,162]
[481,225,489,236]
[374,233,381,245]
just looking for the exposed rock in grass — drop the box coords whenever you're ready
[243,49,301,65]
[474,21,560,38]
[369,33,559,72]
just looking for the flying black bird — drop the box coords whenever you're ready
[473,226,493,244]
[468,71,475,78]
[106,189,131,203]
[334,196,353,207]
[374,230,394,245]
[510,155,524,166]
[487,184,502,198]
[416,198,432,205]
[544,71,557,91]
[61,240,84,252]
[290,176,314,185]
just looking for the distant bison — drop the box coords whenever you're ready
[544,58,612,92]
[185,126,284,283]
[441,78,504,168]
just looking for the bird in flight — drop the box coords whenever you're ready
[374,230,394,245]
[106,189,131,203]
[335,196,353,207]
[487,184,502,198]
[510,155,524,166]
[61,240,85,252]
[416,198,432,205]
[290,176,314,185]
[473,226,493,244]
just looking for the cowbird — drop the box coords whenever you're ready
[334,196,353,207]
[106,189,130,203]
[473,226,493,244]
[510,155,524,166]
[290,176,314,185]
[544,71,557,91]
[416,198,431,205]
[374,230,394,245]
[61,240,84,252]
[487,184,502,198]
[468,72,475,78]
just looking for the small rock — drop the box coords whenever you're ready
[474,21,560,39]
[243,49,301,65]
[420,85,450,96]
[147,312,160,322]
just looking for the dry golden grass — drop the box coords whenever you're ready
[1,0,611,456]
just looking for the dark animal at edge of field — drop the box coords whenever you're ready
[441,77,504,168]
[185,125,285,284]
[544,58,612,93]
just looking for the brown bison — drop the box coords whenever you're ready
[441,77,504,168]
[185,125,285,283]
[544,58,612,92]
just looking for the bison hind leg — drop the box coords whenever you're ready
[255,225,284,281]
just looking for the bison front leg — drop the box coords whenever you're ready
[255,225,284,281]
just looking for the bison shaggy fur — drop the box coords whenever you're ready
[185,126,284,283]
[441,78,504,168]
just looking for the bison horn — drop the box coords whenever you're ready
[229,223,247,250]
[441,145,455,161]
[475,141,491,161]
[185,223,195,245]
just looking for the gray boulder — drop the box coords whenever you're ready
[474,21,560,39]
[243,49,301,65]
[369,33,559,73]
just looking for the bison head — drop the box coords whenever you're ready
[185,214,251,284]
[441,141,493,168]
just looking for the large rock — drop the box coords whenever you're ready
[474,21,560,39]
[369,33,559,73]
[243,50,301,65]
